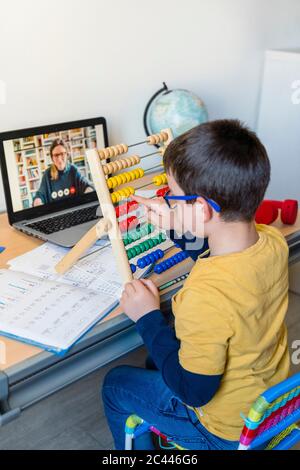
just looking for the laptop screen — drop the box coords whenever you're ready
[0,118,106,218]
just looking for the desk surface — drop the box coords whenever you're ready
[1,211,300,370]
[0,213,195,370]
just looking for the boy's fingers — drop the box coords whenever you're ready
[132,195,154,208]
[140,279,159,296]
[133,196,166,211]
[124,282,136,295]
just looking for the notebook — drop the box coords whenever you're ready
[0,237,174,355]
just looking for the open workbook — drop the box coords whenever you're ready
[0,237,173,355]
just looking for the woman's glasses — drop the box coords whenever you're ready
[164,190,221,213]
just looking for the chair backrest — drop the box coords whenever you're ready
[239,371,300,450]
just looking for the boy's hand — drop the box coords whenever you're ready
[120,279,160,322]
[133,195,174,231]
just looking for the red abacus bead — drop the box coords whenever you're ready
[156,186,169,198]
[115,200,139,218]
[119,216,139,232]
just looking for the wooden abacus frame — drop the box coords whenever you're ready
[55,129,173,285]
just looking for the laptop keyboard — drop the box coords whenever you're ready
[26,206,100,235]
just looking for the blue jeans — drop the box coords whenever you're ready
[101,364,239,450]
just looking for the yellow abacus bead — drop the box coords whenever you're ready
[152,173,167,186]
[107,177,115,189]
[113,191,120,202]
[119,173,126,184]
[115,175,122,186]
[125,187,134,197]
[111,193,117,204]
[138,168,145,178]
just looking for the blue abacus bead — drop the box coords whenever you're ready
[154,264,164,274]
[168,257,176,266]
[149,253,156,263]
[137,258,147,269]
[130,264,137,273]
[165,260,173,269]
[145,255,152,265]
[157,249,164,259]
[153,251,161,261]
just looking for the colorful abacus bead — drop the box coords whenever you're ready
[156,186,169,198]
[153,173,168,186]
[98,144,128,160]
[126,232,166,260]
[130,264,137,274]
[107,168,144,189]
[154,251,188,274]
[119,216,139,233]
[123,224,155,246]
[115,200,139,218]
[137,249,164,269]
[111,187,135,204]
[147,132,169,146]
[102,156,141,175]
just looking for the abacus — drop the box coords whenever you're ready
[55,129,178,284]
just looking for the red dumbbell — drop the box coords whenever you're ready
[255,199,298,225]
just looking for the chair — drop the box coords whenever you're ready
[124,371,300,450]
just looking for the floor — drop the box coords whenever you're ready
[0,289,299,450]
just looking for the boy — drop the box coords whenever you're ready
[102,120,290,450]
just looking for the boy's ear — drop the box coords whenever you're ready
[195,197,213,222]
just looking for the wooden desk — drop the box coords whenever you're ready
[0,213,195,370]
[0,211,299,426]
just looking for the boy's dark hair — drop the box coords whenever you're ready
[163,119,271,222]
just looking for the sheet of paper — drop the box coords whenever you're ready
[0,269,118,351]
[7,236,174,292]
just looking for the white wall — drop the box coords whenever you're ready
[0,0,300,211]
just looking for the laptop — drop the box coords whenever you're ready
[0,117,108,247]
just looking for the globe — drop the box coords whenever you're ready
[144,83,208,139]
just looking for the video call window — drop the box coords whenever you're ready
[3,125,105,212]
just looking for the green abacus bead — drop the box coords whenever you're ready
[148,239,155,248]
[159,233,166,242]
[148,224,155,233]
[132,230,141,241]
[127,250,132,260]
[135,245,142,255]
[143,240,150,251]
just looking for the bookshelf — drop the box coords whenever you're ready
[12,127,98,209]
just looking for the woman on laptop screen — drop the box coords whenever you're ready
[33,139,94,207]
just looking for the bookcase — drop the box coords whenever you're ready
[12,127,98,209]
